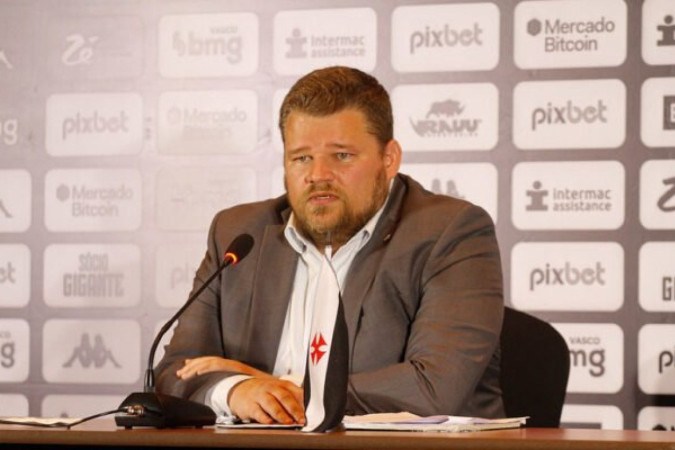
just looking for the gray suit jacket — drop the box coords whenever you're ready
[156,174,505,418]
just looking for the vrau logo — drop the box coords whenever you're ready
[62,333,121,369]
[409,98,481,138]
[409,23,484,54]
[526,15,616,53]
[657,14,675,46]
[172,25,242,64]
[525,180,612,213]
[531,99,608,130]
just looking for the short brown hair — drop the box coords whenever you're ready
[278,66,393,147]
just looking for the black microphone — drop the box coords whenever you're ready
[115,233,255,429]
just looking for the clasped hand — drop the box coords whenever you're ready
[176,356,305,425]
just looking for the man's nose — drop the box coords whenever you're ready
[306,158,334,183]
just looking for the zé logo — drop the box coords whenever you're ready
[657,176,675,212]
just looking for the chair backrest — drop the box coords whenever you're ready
[499,307,570,427]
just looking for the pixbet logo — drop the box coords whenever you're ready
[61,110,129,140]
[410,23,484,53]
[530,262,606,291]
[531,99,607,130]
[659,348,675,374]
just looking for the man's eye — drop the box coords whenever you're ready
[336,152,352,161]
[294,155,311,163]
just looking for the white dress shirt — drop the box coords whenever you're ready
[206,195,388,417]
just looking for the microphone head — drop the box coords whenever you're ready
[223,233,254,265]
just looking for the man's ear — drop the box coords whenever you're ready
[383,139,402,179]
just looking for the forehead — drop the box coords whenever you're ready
[284,109,370,137]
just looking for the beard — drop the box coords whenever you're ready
[287,168,389,249]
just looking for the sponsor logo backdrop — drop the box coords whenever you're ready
[0,0,673,430]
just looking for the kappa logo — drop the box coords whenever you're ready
[310,332,327,365]
[430,179,463,199]
[63,333,121,369]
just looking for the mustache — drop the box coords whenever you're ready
[305,183,341,196]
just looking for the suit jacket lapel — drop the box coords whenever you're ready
[245,223,298,372]
[341,176,407,352]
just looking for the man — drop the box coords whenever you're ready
[155,66,504,425]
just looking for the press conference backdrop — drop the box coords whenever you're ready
[0,0,674,431]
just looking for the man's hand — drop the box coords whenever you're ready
[176,356,274,380]
[229,378,305,425]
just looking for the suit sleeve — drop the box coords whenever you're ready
[346,203,504,416]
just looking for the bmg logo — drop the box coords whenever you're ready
[0,118,18,146]
[570,346,605,377]
[1,340,15,369]
[172,30,242,63]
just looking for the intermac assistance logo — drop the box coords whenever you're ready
[512,161,625,230]
[642,0,675,65]
[274,8,376,75]
[515,0,627,69]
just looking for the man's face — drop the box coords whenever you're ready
[283,108,400,249]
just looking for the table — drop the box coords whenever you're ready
[1,419,674,450]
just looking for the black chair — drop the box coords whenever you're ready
[499,307,570,427]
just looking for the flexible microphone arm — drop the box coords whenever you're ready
[144,233,254,393]
[116,233,254,429]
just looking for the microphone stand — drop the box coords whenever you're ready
[115,234,253,428]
